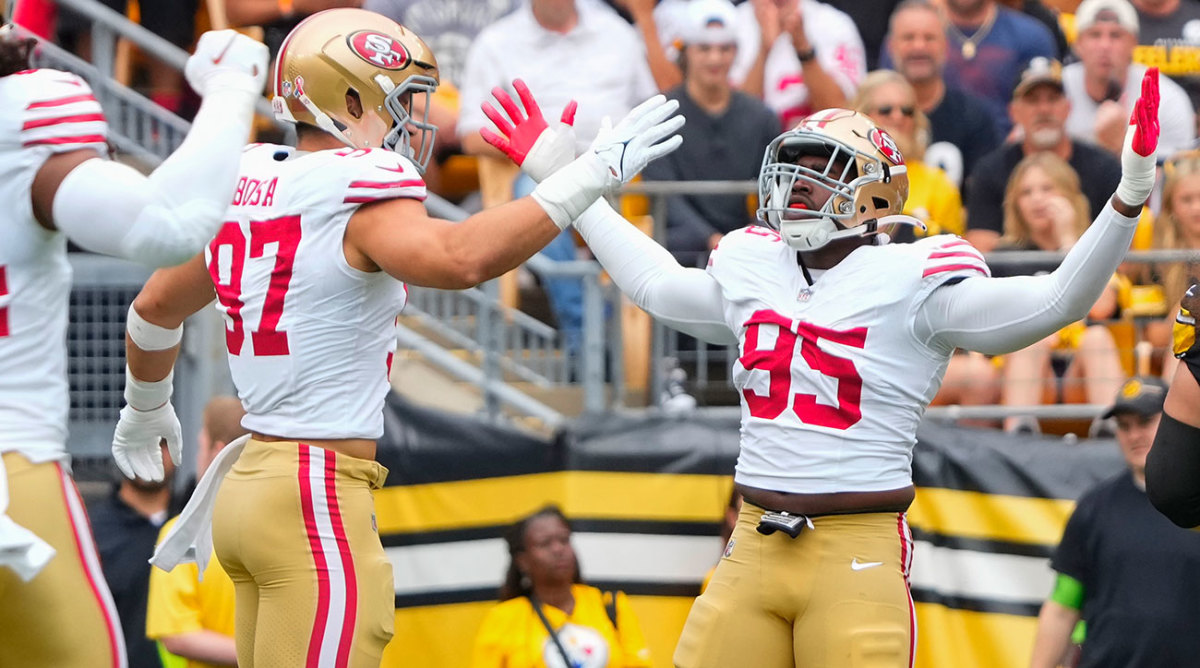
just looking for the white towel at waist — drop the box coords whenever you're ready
[151,434,250,579]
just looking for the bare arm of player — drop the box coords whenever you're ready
[112,255,217,481]
[30,31,267,268]
[914,69,1160,356]
[344,196,563,289]
[1146,322,1200,527]
[348,89,685,289]
[1028,600,1082,668]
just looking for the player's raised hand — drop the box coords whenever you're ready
[527,93,683,229]
[185,30,269,97]
[112,403,182,482]
[1115,67,1160,208]
[588,94,685,186]
[481,79,578,182]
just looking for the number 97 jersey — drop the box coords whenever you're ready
[205,144,421,441]
[706,227,990,495]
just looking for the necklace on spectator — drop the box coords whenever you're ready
[946,7,997,60]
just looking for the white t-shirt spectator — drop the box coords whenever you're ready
[458,1,658,154]
[730,0,866,128]
[1063,61,1196,157]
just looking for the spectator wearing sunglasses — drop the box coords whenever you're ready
[853,69,963,243]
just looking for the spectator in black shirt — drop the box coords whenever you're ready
[965,57,1121,251]
[87,445,175,668]
[642,0,780,267]
[1030,375,1200,668]
[886,0,1001,188]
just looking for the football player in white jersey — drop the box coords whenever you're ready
[0,25,267,668]
[109,9,683,667]
[482,69,1162,666]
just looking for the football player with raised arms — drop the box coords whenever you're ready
[0,24,267,668]
[110,9,683,667]
[482,69,1162,665]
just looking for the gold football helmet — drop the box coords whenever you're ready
[271,8,440,171]
[757,108,915,251]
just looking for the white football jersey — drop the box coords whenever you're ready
[706,227,990,494]
[0,69,108,462]
[205,144,419,440]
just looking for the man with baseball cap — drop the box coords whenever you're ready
[1031,375,1200,667]
[965,57,1121,252]
[642,0,780,267]
[1064,0,1195,157]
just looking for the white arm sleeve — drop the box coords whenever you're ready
[51,85,258,267]
[914,201,1139,355]
[574,200,737,345]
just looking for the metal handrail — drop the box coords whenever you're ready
[48,0,280,121]
[394,324,564,428]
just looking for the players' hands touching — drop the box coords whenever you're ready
[481,79,578,182]
[590,94,685,185]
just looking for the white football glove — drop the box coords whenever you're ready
[531,94,684,228]
[185,29,269,97]
[112,403,182,482]
[588,94,686,185]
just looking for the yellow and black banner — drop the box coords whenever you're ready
[373,396,1124,668]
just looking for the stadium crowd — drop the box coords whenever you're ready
[4,0,1200,667]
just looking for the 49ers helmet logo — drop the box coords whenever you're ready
[347,30,411,70]
[868,127,904,165]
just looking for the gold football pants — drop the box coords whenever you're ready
[212,439,393,668]
[0,451,126,667]
[675,502,915,668]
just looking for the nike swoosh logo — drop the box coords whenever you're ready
[211,36,235,65]
[851,559,884,571]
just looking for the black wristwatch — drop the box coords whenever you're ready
[796,46,816,63]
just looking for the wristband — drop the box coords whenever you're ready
[1115,124,1156,207]
[796,47,817,63]
[530,152,614,229]
[127,305,183,351]
[124,368,174,411]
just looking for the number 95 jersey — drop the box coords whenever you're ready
[205,144,421,441]
[706,227,989,495]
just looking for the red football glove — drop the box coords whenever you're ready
[1115,68,1160,207]
[480,78,577,168]
[1130,66,1160,157]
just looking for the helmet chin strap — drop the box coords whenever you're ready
[783,213,927,251]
